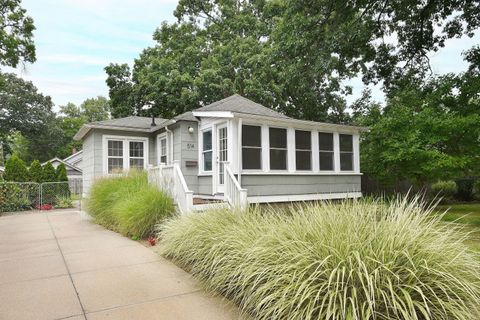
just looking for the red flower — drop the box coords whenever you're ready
[147,236,157,246]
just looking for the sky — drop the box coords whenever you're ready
[4,0,480,110]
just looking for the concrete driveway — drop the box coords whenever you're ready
[0,208,241,320]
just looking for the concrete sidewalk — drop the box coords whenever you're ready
[0,209,241,320]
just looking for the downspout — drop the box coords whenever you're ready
[237,118,242,186]
[165,120,176,164]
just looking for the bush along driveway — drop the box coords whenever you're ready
[0,208,241,320]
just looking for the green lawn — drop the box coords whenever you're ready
[435,203,480,252]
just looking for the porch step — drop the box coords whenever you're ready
[192,202,229,212]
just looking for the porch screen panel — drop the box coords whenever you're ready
[295,130,311,170]
[107,140,123,173]
[129,141,145,169]
[319,132,334,171]
[242,125,262,170]
[203,130,212,171]
[269,128,287,170]
[340,134,353,171]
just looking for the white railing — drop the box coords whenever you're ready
[224,164,248,210]
[147,162,193,214]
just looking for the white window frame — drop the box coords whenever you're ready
[318,131,335,172]
[157,132,169,165]
[200,128,213,174]
[241,123,263,171]
[294,129,313,171]
[268,126,289,171]
[339,133,355,172]
[102,135,149,175]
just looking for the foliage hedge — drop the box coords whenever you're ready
[86,171,174,238]
[160,198,480,320]
[431,180,457,200]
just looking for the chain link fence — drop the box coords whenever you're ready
[0,179,83,213]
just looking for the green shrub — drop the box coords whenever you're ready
[160,198,480,320]
[0,183,32,212]
[55,163,68,182]
[431,180,457,199]
[5,155,28,182]
[86,172,174,237]
[42,162,56,182]
[28,160,44,183]
[55,195,73,208]
[455,178,475,201]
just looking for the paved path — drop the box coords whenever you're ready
[0,208,241,320]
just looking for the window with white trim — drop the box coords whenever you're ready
[295,130,311,170]
[107,140,123,173]
[105,138,147,174]
[340,134,353,171]
[242,125,262,170]
[319,132,334,171]
[129,141,144,169]
[269,127,287,170]
[159,137,167,164]
[202,130,212,171]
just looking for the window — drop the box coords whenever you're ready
[159,137,167,164]
[295,130,311,170]
[202,130,212,171]
[269,128,287,170]
[107,140,123,173]
[105,137,147,174]
[242,125,262,170]
[129,141,144,169]
[340,134,353,171]
[319,132,334,171]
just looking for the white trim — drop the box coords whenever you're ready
[248,192,362,203]
[232,113,368,133]
[102,135,149,175]
[156,132,168,165]
[192,111,234,118]
[240,172,363,176]
[261,125,269,172]
[199,127,213,175]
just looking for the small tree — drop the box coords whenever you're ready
[28,160,43,183]
[55,163,68,182]
[4,155,28,182]
[42,162,56,182]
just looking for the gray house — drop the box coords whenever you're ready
[74,95,366,211]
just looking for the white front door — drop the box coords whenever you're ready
[216,125,228,193]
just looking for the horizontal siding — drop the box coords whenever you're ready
[198,176,212,195]
[241,174,361,196]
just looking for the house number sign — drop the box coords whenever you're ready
[187,143,195,150]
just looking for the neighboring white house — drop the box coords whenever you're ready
[44,157,82,181]
[74,94,367,210]
[63,150,83,169]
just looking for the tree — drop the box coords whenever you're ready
[28,159,43,183]
[4,154,28,182]
[0,0,35,68]
[55,163,68,182]
[0,72,63,162]
[356,56,480,185]
[81,96,110,122]
[105,63,136,118]
[42,162,56,182]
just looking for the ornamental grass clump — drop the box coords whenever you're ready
[86,171,174,237]
[160,197,480,320]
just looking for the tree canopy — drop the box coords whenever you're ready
[0,0,35,68]
[355,48,480,184]
[105,0,479,122]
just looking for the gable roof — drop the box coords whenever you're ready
[43,157,82,173]
[63,150,83,165]
[193,94,290,119]
[73,116,169,140]
[74,95,367,140]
